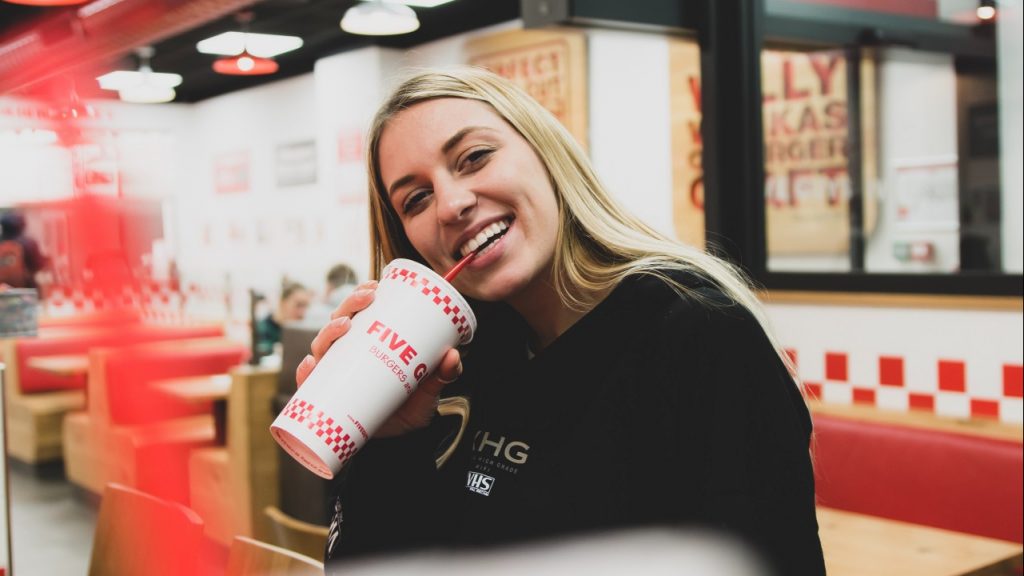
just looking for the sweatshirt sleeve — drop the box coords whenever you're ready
[658,295,825,576]
[325,416,454,566]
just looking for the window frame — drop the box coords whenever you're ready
[702,0,1022,296]
[522,0,1023,297]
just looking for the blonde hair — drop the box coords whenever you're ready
[366,66,796,377]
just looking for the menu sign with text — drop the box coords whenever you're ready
[467,28,588,149]
[671,41,875,255]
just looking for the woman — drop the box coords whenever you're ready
[255,281,311,358]
[298,67,824,575]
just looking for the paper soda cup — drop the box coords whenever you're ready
[270,258,476,479]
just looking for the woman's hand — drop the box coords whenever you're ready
[295,280,463,438]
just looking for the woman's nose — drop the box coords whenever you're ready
[435,181,477,224]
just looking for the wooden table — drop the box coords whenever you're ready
[818,507,1024,576]
[152,374,232,444]
[26,354,89,377]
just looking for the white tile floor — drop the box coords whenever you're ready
[7,463,96,575]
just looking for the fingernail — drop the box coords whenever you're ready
[302,354,314,368]
[353,288,374,298]
[334,316,351,328]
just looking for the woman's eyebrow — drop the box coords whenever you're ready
[387,174,415,199]
[388,126,498,198]
[441,126,495,154]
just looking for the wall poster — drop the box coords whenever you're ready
[466,28,588,149]
[275,140,317,187]
[213,150,250,194]
[670,40,878,255]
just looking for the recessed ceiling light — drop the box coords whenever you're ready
[196,32,304,58]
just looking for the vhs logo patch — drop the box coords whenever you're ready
[466,471,495,496]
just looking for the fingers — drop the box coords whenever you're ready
[330,281,378,321]
[302,281,378,388]
[295,354,315,388]
[418,348,462,398]
[310,316,351,359]
[435,348,463,384]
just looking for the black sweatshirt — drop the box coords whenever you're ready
[325,271,825,575]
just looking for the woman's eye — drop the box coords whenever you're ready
[402,189,431,214]
[459,148,492,172]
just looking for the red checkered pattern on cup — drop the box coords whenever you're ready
[384,266,472,341]
[282,397,360,464]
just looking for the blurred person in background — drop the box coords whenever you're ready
[0,209,48,290]
[304,263,359,326]
[255,281,311,358]
[299,67,824,575]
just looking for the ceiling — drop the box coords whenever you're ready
[0,0,520,103]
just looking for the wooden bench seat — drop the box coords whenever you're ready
[62,338,246,502]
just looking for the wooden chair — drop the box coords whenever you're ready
[264,505,329,561]
[226,536,324,576]
[189,365,282,546]
[88,483,205,576]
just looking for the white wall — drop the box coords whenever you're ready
[587,29,675,237]
[181,74,324,312]
[313,46,404,285]
[999,0,1024,273]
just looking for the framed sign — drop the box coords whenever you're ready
[671,42,878,255]
[275,140,317,188]
[467,28,588,148]
[669,39,704,249]
[213,150,250,194]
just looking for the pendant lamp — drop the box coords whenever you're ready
[976,0,996,21]
[210,11,282,76]
[96,46,181,104]
[213,51,279,75]
[341,1,420,36]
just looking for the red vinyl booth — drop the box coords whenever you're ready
[13,324,224,394]
[91,340,249,503]
[103,342,248,426]
[813,414,1023,543]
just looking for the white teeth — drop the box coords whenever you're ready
[459,219,511,258]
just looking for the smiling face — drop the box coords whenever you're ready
[279,288,311,322]
[378,97,560,303]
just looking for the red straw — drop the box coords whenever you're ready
[444,251,476,282]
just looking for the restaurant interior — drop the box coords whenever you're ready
[0,0,1021,574]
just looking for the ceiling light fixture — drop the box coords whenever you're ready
[209,11,283,76]
[341,0,420,36]
[213,50,279,75]
[96,46,181,104]
[197,31,303,58]
[976,0,996,21]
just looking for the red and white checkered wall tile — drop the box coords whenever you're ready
[43,285,185,323]
[788,348,1023,424]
